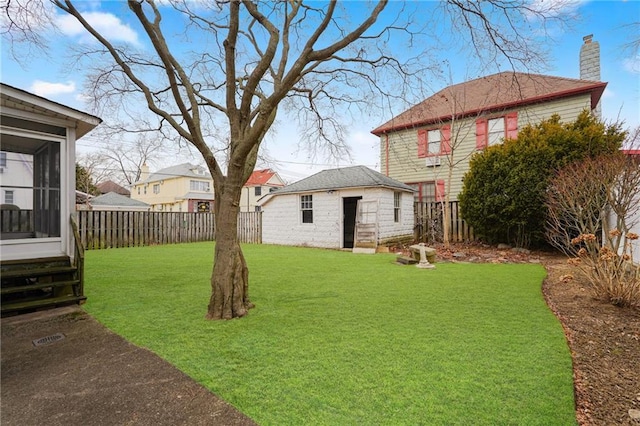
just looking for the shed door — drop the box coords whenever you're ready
[343,197,361,249]
[354,199,378,249]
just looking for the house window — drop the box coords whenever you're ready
[144,186,147,194]
[301,194,313,223]
[0,152,6,169]
[476,112,518,149]
[4,190,14,204]
[427,130,440,155]
[393,192,401,223]
[409,181,445,203]
[488,118,505,146]
[137,187,140,195]
[153,184,160,194]
[255,186,262,196]
[418,126,451,159]
[255,206,262,212]
[190,180,210,192]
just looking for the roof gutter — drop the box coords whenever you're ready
[371,82,607,136]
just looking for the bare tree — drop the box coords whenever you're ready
[4,0,567,319]
[77,152,117,188]
[98,134,165,185]
[545,150,640,307]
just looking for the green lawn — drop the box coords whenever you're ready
[84,242,576,425]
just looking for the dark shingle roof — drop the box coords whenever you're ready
[91,192,149,207]
[270,166,414,196]
[96,180,130,196]
[372,72,606,135]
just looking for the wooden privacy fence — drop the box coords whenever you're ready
[76,210,261,250]
[414,201,474,244]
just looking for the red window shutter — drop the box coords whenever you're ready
[418,129,428,158]
[440,125,451,154]
[505,112,518,139]
[436,180,445,202]
[476,119,487,149]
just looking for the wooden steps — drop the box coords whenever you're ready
[1,256,84,316]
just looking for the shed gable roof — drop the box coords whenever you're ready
[270,165,414,196]
[372,72,606,135]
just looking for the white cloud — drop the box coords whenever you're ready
[623,55,640,75]
[30,80,76,97]
[526,0,588,20]
[56,12,139,45]
[602,88,614,99]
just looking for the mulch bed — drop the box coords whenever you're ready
[425,242,640,425]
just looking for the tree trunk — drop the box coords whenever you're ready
[205,187,253,320]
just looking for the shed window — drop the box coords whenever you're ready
[301,194,313,223]
[393,192,401,223]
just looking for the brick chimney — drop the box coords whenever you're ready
[580,34,602,117]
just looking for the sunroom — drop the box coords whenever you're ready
[0,83,101,315]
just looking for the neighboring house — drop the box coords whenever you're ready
[83,191,150,211]
[372,35,605,202]
[241,168,285,212]
[259,166,415,250]
[130,163,214,212]
[0,151,34,210]
[96,180,130,197]
[0,82,102,314]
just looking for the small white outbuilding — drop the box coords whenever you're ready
[259,166,415,250]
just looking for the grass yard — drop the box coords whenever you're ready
[84,242,576,425]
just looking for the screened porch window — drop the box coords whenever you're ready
[0,140,61,239]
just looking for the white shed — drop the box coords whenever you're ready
[259,166,415,250]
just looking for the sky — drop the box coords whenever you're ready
[1,0,639,184]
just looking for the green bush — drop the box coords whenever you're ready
[459,111,625,247]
